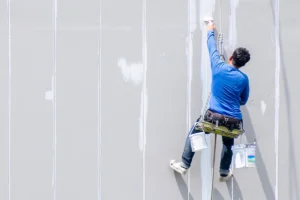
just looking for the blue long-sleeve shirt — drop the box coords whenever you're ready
[207,30,249,119]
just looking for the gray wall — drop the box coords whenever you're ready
[0,0,298,199]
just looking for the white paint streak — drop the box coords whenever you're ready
[141,1,148,200]
[52,0,57,199]
[228,0,239,53]
[199,0,215,199]
[218,0,222,33]
[139,91,148,152]
[261,100,267,115]
[228,1,239,197]
[118,58,144,86]
[186,0,196,198]
[45,77,55,101]
[231,169,233,200]
[7,0,11,198]
[186,0,197,129]
[98,0,102,199]
[274,0,280,199]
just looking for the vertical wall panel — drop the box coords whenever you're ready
[279,1,300,200]
[0,2,9,199]
[189,0,216,198]
[100,0,143,199]
[10,1,53,199]
[145,1,189,199]
[55,0,99,199]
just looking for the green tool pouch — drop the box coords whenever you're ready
[198,110,244,138]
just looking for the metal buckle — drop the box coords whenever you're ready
[224,117,228,124]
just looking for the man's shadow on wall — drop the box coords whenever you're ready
[280,45,300,200]
[240,107,275,200]
[171,49,272,200]
[171,1,296,199]
[174,172,195,200]
[211,107,276,200]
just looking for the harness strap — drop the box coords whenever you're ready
[206,110,241,123]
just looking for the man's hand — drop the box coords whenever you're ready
[206,21,215,31]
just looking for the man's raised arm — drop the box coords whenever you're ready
[206,23,224,74]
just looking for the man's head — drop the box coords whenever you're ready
[229,47,251,68]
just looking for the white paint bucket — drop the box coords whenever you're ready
[189,132,208,152]
[232,144,256,169]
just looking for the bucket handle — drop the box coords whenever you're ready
[188,122,198,137]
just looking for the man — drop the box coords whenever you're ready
[170,21,250,181]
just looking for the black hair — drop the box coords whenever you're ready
[232,47,251,68]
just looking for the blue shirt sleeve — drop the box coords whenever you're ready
[240,78,250,105]
[207,30,224,74]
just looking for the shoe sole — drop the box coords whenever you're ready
[219,174,233,182]
[169,160,187,175]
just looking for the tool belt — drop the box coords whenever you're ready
[197,109,244,138]
[204,110,242,130]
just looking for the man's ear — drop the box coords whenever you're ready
[229,56,233,61]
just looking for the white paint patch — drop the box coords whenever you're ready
[45,90,54,101]
[199,0,216,199]
[261,100,267,115]
[118,57,144,86]
[228,0,239,53]
[45,76,55,101]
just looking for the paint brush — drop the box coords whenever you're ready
[203,16,214,25]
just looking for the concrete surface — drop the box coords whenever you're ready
[0,0,298,199]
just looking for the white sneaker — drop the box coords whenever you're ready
[170,160,188,175]
[219,170,233,182]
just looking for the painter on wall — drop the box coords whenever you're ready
[170,19,251,181]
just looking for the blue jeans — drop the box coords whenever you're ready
[181,119,234,175]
